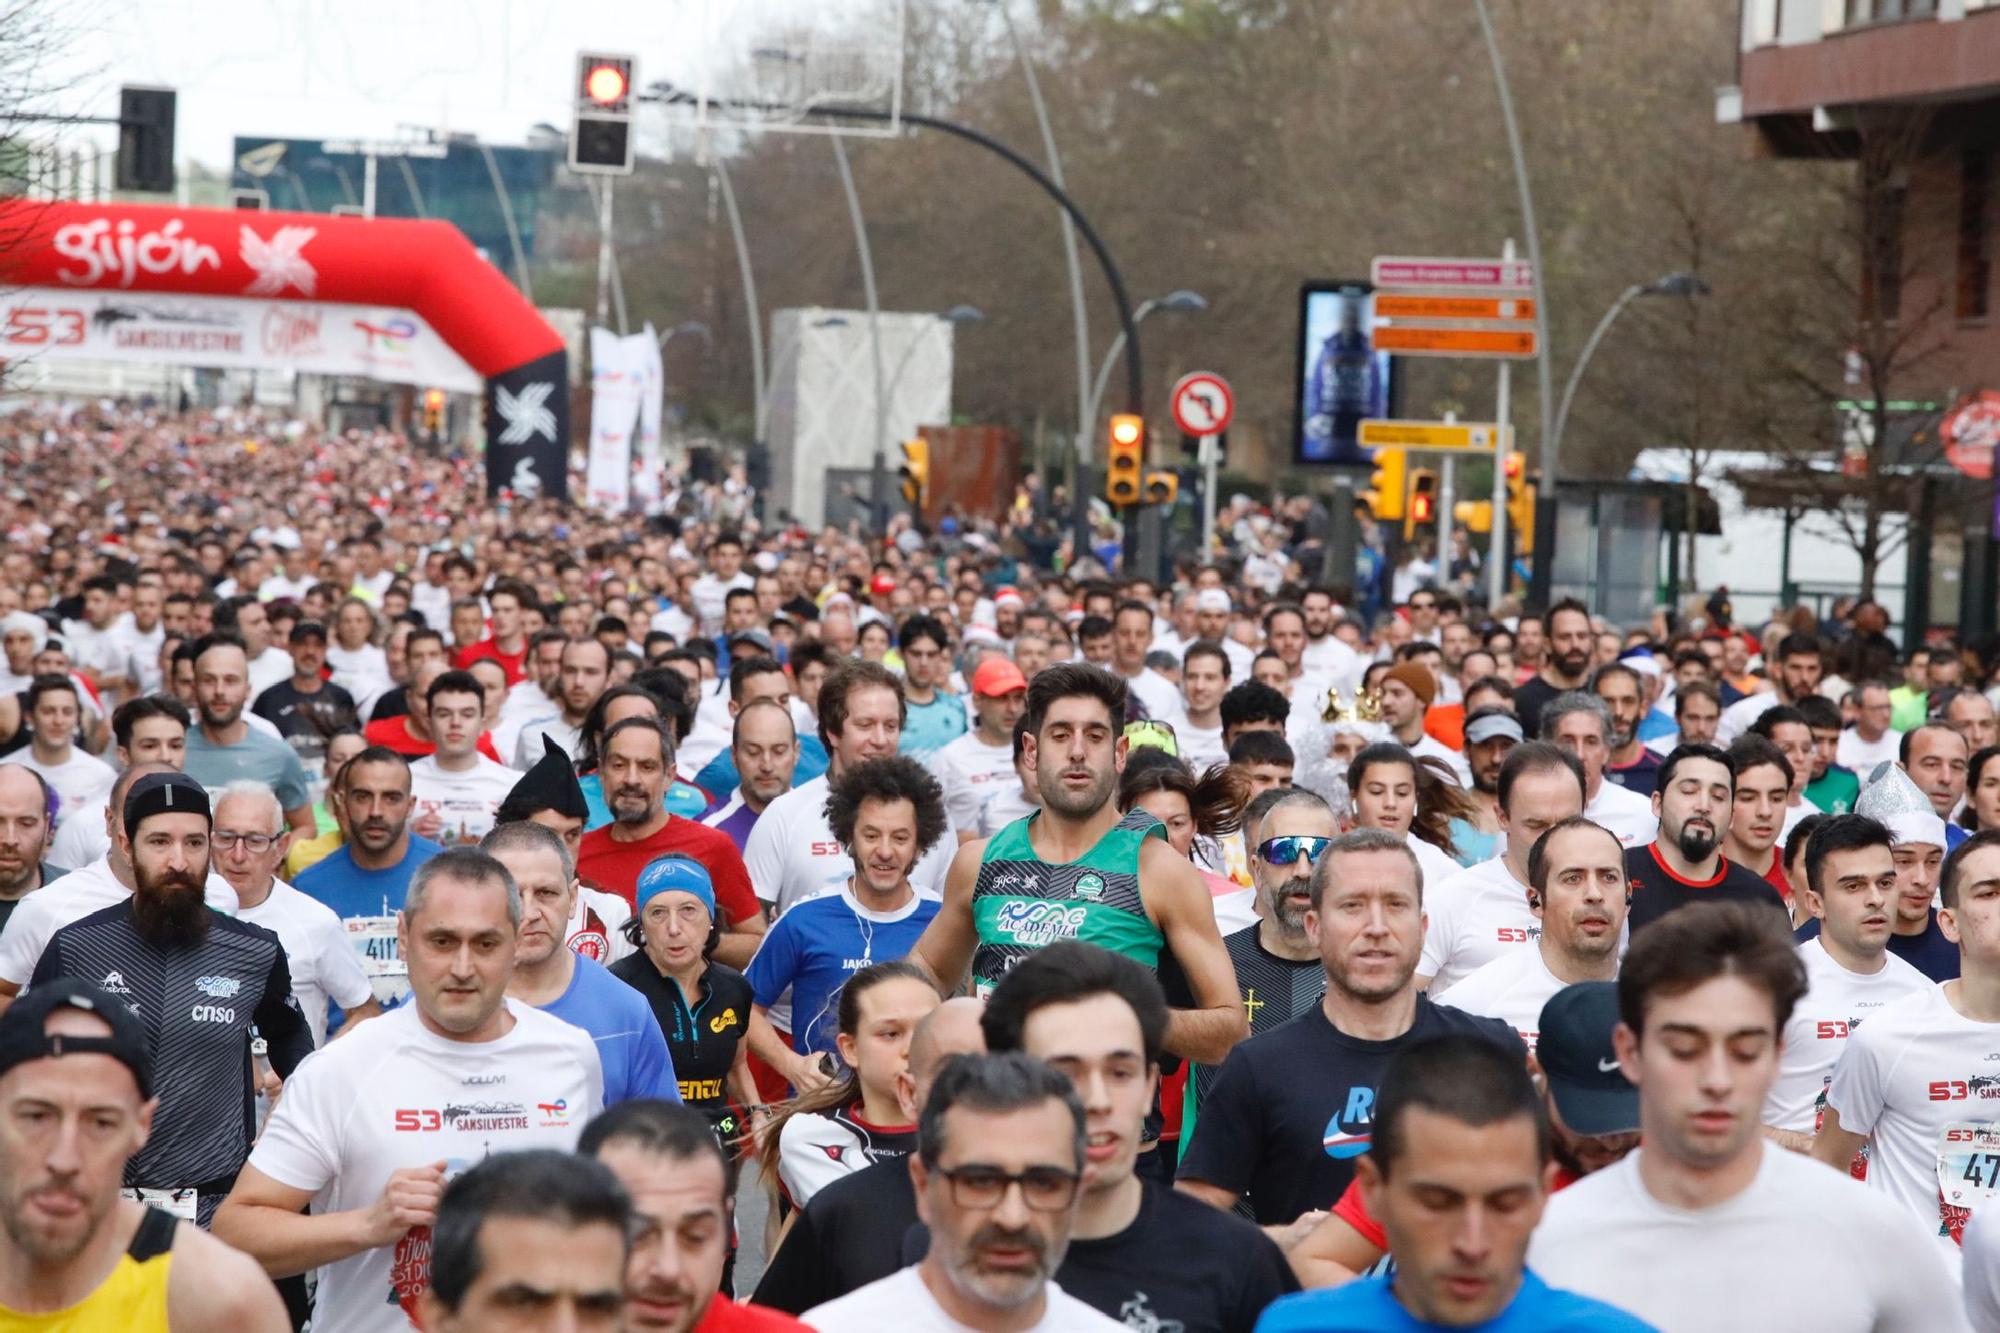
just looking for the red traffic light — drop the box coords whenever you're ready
[423,389,446,410]
[1503,451,1524,480]
[1411,493,1435,523]
[584,63,628,105]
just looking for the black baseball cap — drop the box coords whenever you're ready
[0,980,153,1099]
[290,619,328,644]
[1537,982,1639,1137]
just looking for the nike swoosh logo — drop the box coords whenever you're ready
[1598,1058,1621,1073]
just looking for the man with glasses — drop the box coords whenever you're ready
[803,1051,1123,1331]
[1185,791,1333,1139]
[212,781,380,1045]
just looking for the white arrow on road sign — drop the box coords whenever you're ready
[1171,372,1235,438]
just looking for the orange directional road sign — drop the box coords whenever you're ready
[1374,293,1536,322]
[1373,326,1538,359]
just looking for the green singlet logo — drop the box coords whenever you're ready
[1075,872,1107,902]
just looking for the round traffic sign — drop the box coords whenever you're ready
[1944,390,2000,480]
[1171,372,1234,438]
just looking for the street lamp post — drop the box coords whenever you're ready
[656,319,713,353]
[1071,290,1207,566]
[1548,272,1709,464]
[886,305,983,410]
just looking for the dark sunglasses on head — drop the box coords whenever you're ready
[1258,835,1334,866]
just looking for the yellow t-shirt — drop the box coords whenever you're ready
[0,1206,174,1332]
[285,826,344,878]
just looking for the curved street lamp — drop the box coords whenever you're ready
[888,305,985,415]
[1082,290,1209,446]
[1549,271,1711,470]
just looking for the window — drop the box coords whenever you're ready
[1844,0,1938,23]
[1961,150,1993,321]
[1861,173,1906,324]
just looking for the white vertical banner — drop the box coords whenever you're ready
[634,323,666,510]
[586,326,644,512]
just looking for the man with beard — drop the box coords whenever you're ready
[1623,744,1786,934]
[28,772,313,1228]
[1594,661,1660,797]
[979,944,1298,1330]
[513,636,609,768]
[1456,708,1520,866]
[214,849,603,1333]
[1531,903,1961,1328]
[1183,790,1332,1139]
[0,980,288,1328]
[1717,632,1828,744]
[576,718,764,968]
[1177,829,1523,1236]
[295,747,444,1005]
[1434,817,1626,1048]
[583,1100,813,1332]
[1290,981,1645,1290]
[912,663,1245,1067]
[0,764,242,1014]
[181,636,314,840]
[802,1052,1122,1332]
[1512,599,1594,738]
[249,620,359,792]
[0,764,62,930]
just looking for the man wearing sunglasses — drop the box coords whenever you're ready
[803,1052,1124,1332]
[1185,791,1335,1137]
[981,943,1297,1330]
[212,781,379,1046]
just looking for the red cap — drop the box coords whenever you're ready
[870,574,897,596]
[972,658,1030,697]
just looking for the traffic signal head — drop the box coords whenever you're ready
[423,389,446,411]
[1404,467,1438,540]
[571,52,637,175]
[1105,414,1145,506]
[1505,452,1535,554]
[899,438,930,507]
[1369,446,1406,522]
[1142,471,1179,507]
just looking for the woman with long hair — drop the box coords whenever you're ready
[1117,746,1247,906]
[759,959,940,1212]
[1346,742,1472,888]
[610,853,762,1147]
[1965,745,2000,833]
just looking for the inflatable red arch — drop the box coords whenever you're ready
[0,199,570,499]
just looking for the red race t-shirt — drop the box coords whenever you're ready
[454,637,528,685]
[578,816,760,925]
[361,715,503,763]
[1329,1164,1581,1251]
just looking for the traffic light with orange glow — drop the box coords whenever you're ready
[1368,447,1406,522]
[571,53,636,174]
[421,388,446,438]
[1404,467,1438,541]
[899,438,930,507]
[1142,471,1179,506]
[1105,414,1144,505]
[1504,451,1535,554]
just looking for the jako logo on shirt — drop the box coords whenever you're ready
[1074,872,1107,902]
[195,975,242,999]
[1322,1086,1376,1159]
[995,901,1088,947]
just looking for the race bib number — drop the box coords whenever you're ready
[124,1187,197,1223]
[1937,1122,2000,1244]
[345,915,410,1005]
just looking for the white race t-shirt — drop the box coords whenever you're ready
[1840,727,1905,775]
[1765,938,1932,1134]
[1716,691,1779,745]
[744,774,955,918]
[1409,732,1472,787]
[1530,1145,1967,1331]
[1178,720,1228,774]
[1302,636,1365,696]
[806,1266,1123,1333]
[978,785,1039,839]
[1418,856,1538,993]
[14,749,115,829]
[1120,668,1186,728]
[1964,1208,2000,1331]
[1410,835,1462,893]
[1431,946,1570,1050]
[44,800,107,870]
[408,753,519,847]
[566,886,635,966]
[1826,981,2000,1271]
[931,732,1016,834]
[247,1001,603,1333]
[1586,780,1659,848]
[0,855,240,987]
[237,878,376,1047]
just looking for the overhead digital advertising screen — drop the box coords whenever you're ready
[1294,280,1395,466]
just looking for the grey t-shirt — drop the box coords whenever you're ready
[185,725,311,811]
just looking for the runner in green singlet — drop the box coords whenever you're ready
[911,662,1246,1065]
